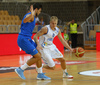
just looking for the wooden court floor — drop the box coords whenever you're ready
[0,50,100,85]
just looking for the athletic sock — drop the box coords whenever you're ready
[63,69,67,73]
[20,63,29,70]
[36,66,42,73]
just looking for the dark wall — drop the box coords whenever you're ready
[0,1,100,23]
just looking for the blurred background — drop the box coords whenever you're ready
[0,0,100,51]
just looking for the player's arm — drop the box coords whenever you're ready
[23,5,36,23]
[57,30,73,51]
[34,27,47,50]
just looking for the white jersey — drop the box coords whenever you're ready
[39,25,59,47]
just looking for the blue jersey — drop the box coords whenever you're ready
[17,12,38,56]
[19,12,36,37]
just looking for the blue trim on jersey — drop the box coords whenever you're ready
[41,37,45,47]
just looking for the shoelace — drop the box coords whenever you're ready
[64,72,69,76]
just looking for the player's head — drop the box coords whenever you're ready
[63,29,67,34]
[33,3,42,16]
[50,16,58,28]
[71,19,75,24]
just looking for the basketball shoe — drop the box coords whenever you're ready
[63,72,73,79]
[37,73,51,80]
[15,67,26,80]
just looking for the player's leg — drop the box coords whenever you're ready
[36,58,51,80]
[15,53,41,80]
[15,37,48,80]
[56,58,73,78]
[43,64,55,70]
[36,48,55,70]
[56,58,66,70]
[30,40,51,80]
[52,44,73,78]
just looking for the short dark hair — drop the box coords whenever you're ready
[33,3,42,10]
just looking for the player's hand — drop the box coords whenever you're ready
[36,44,43,51]
[30,5,36,16]
[69,48,75,53]
[69,48,73,52]
[72,48,76,53]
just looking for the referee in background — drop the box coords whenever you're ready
[67,20,80,48]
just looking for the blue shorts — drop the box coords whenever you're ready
[17,35,38,55]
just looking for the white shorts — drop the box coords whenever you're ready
[40,44,63,67]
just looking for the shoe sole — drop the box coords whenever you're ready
[15,69,26,80]
[37,77,51,80]
[63,76,73,79]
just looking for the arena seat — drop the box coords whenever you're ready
[18,20,22,25]
[8,26,19,33]
[0,20,3,25]
[89,30,96,39]
[10,15,15,20]
[94,25,100,31]
[0,10,4,15]
[8,16,12,20]
[3,15,10,20]
[15,15,20,20]
[0,16,3,20]
[7,20,12,25]
[0,26,7,33]
[3,20,8,25]
[11,20,16,25]
[3,10,9,15]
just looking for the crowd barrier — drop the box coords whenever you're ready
[0,33,64,56]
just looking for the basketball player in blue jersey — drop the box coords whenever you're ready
[15,3,50,80]
[34,16,74,79]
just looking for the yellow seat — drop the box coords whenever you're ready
[8,26,14,33]
[10,15,15,20]
[15,15,20,20]
[0,20,3,25]
[94,25,100,31]
[0,26,7,33]
[8,16,12,20]
[3,10,9,15]
[15,20,19,25]
[0,10,4,15]
[7,20,12,25]
[18,20,22,25]
[3,20,8,25]
[89,30,96,39]
[3,15,10,20]
[8,26,18,33]
[0,16,3,20]
[11,20,16,25]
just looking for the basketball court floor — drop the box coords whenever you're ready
[0,50,100,85]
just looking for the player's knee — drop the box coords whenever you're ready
[37,55,41,60]
[50,66,55,70]
[59,58,65,62]
[37,57,41,61]
[33,53,41,60]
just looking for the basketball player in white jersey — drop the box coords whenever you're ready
[34,16,74,79]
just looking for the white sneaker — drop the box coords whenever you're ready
[63,72,73,79]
